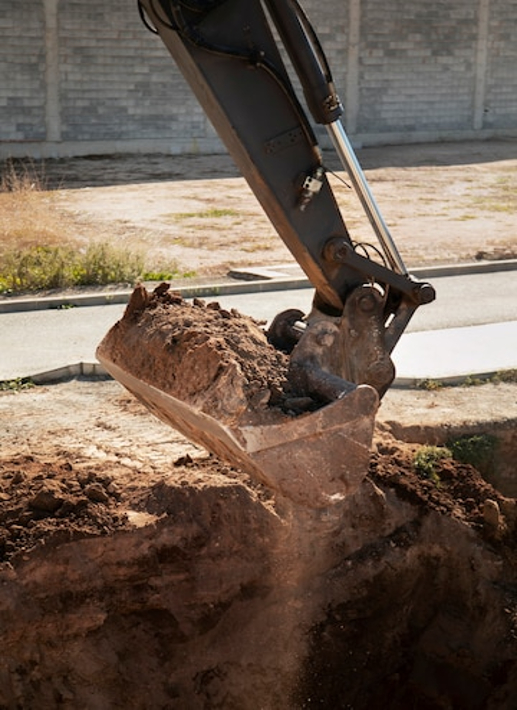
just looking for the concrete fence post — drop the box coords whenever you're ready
[44,0,61,143]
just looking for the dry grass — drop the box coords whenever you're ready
[474,174,517,214]
[0,160,186,294]
[0,160,69,254]
[2,143,516,291]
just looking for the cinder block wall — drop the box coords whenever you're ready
[358,1,479,133]
[484,0,517,130]
[1,1,46,142]
[1,0,516,157]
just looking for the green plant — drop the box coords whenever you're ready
[0,245,78,292]
[0,242,188,294]
[447,434,497,474]
[492,369,517,384]
[74,243,145,286]
[141,268,197,281]
[413,445,451,484]
[417,378,443,391]
[0,377,35,392]
[166,208,240,220]
[463,375,487,387]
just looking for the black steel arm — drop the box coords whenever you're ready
[138,0,435,364]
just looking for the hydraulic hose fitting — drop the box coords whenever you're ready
[323,236,350,264]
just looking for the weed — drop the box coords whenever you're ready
[75,243,145,287]
[166,208,240,220]
[470,174,517,214]
[142,268,197,281]
[413,445,451,484]
[241,242,274,253]
[175,269,197,279]
[463,375,487,387]
[0,159,68,261]
[447,434,497,474]
[492,369,517,384]
[0,245,76,293]
[0,243,187,294]
[417,378,443,391]
[414,370,517,393]
[0,158,46,193]
[0,377,35,392]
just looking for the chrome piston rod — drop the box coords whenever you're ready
[327,120,408,276]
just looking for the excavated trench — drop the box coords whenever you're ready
[1,285,517,709]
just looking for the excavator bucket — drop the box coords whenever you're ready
[96,285,379,509]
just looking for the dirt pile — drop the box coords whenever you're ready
[1,442,517,709]
[0,455,129,562]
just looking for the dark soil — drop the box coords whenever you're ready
[1,440,517,709]
[0,455,130,564]
[371,440,515,538]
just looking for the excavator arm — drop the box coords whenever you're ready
[97,0,436,507]
[136,0,434,399]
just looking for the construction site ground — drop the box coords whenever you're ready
[1,140,517,708]
[33,139,517,274]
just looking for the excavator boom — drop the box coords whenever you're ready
[140,0,356,312]
[97,0,435,506]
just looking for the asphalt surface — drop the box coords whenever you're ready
[1,267,516,386]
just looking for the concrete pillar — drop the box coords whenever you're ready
[345,0,360,134]
[44,0,61,142]
[473,0,490,130]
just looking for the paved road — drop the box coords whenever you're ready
[197,269,517,332]
[1,270,516,383]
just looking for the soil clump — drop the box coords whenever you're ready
[0,455,130,563]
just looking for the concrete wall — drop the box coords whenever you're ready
[1,0,516,158]
[1,1,47,142]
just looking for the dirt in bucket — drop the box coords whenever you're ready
[97,282,319,425]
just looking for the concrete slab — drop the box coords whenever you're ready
[0,304,125,381]
[392,320,517,386]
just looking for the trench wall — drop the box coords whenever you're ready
[1,0,517,158]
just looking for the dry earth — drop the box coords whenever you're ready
[19,138,517,277]
[1,372,517,708]
[1,141,517,708]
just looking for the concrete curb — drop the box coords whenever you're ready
[2,260,515,389]
[4,362,108,386]
[392,372,504,389]
[1,259,516,314]
[0,277,310,314]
